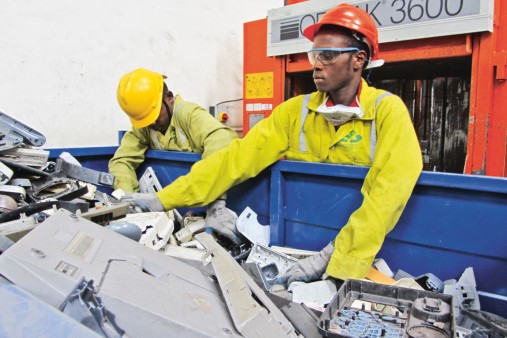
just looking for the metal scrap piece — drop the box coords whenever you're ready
[0,161,13,185]
[0,157,49,177]
[456,309,507,338]
[415,273,444,292]
[78,202,130,226]
[443,267,481,317]
[93,190,120,207]
[9,178,31,188]
[0,147,49,167]
[60,278,125,337]
[175,218,205,243]
[139,166,162,193]
[55,158,114,188]
[0,215,38,242]
[0,200,89,224]
[241,261,273,291]
[289,280,337,307]
[246,243,298,282]
[28,173,87,201]
[109,212,174,250]
[195,232,301,338]
[0,185,26,201]
[0,112,46,149]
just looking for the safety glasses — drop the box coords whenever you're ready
[307,47,360,66]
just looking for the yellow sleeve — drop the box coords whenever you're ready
[108,128,150,192]
[178,104,238,159]
[326,94,423,280]
[156,97,298,210]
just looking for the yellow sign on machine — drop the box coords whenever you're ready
[245,72,273,99]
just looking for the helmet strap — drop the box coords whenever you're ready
[350,30,371,61]
[365,68,372,84]
[351,31,363,42]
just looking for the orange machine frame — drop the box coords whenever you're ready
[243,0,507,177]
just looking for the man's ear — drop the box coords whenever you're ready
[353,51,367,70]
[164,91,174,106]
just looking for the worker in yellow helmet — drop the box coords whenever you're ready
[110,68,240,242]
[122,4,423,283]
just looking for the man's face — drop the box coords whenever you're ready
[311,31,358,94]
[149,95,171,133]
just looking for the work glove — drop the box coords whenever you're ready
[274,241,334,287]
[121,193,164,212]
[204,199,243,245]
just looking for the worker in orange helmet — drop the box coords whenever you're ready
[110,68,241,242]
[122,4,422,284]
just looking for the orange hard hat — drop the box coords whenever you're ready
[303,3,379,60]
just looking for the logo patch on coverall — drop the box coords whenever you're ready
[339,130,363,144]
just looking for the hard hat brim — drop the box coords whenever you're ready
[303,23,321,42]
[129,95,162,129]
[366,59,384,70]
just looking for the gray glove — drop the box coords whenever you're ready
[274,242,334,286]
[205,200,243,245]
[121,193,164,212]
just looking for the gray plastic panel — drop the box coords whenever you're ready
[0,210,242,337]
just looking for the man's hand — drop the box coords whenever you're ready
[274,242,334,286]
[121,193,164,212]
[205,200,243,245]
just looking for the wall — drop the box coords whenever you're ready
[0,0,282,147]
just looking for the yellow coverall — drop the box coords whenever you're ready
[157,80,423,280]
[109,94,238,192]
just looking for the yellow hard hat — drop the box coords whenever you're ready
[117,68,166,128]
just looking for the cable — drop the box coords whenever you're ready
[213,98,243,121]
[214,98,243,107]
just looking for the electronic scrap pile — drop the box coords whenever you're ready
[0,112,127,247]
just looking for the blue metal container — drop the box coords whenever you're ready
[48,146,507,317]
